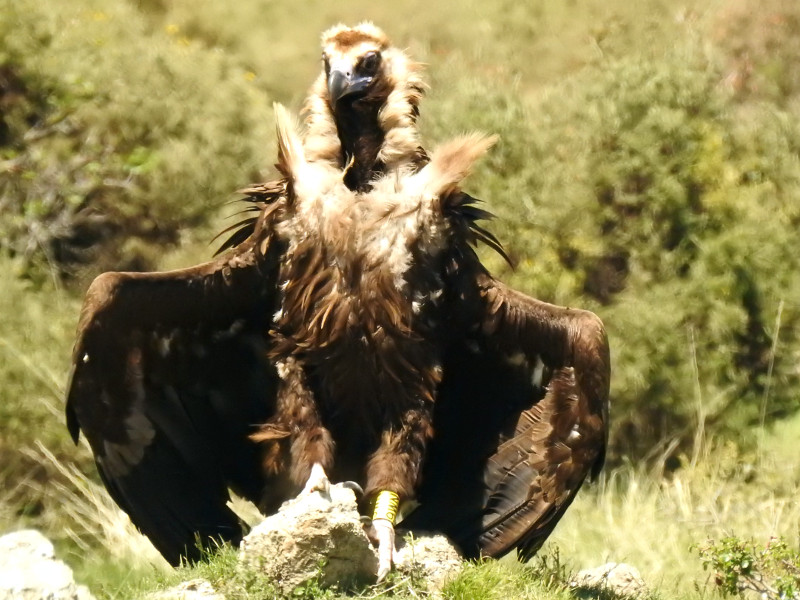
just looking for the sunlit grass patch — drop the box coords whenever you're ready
[548,419,800,598]
[0,265,82,468]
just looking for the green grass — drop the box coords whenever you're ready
[548,428,800,597]
[0,269,84,484]
[9,415,794,599]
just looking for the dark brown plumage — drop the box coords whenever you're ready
[65,23,610,572]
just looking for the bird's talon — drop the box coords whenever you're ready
[366,517,395,582]
[377,563,391,583]
[301,463,331,497]
[340,480,365,497]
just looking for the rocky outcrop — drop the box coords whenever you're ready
[237,485,464,596]
[238,485,379,595]
[0,530,96,600]
[393,533,463,590]
[570,562,649,598]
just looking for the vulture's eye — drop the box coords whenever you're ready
[322,54,330,76]
[359,51,381,75]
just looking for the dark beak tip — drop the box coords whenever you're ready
[327,69,373,104]
[328,71,349,104]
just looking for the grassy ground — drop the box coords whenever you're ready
[550,418,800,597]
[20,416,799,599]
[3,0,800,598]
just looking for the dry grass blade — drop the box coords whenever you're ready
[22,442,168,570]
[548,428,800,597]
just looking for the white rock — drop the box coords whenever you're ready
[570,562,648,598]
[394,532,463,591]
[238,485,378,595]
[0,530,96,600]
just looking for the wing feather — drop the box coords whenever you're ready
[66,232,287,564]
[404,272,609,561]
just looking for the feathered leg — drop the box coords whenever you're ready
[251,357,334,494]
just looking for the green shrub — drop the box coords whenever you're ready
[0,0,273,281]
[697,536,800,599]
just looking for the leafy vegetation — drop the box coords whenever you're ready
[697,536,800,599]
[514,49,800,457]
[0,0,274,282]
[2,0,800,598]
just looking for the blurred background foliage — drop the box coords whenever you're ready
[0,0,275,281]
[1,0,799,578]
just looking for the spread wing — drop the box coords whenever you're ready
[404,272,610,560]
[65,210,288,565]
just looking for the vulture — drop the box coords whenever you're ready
[65,23,610,579]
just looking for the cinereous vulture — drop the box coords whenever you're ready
[66,23,610,579]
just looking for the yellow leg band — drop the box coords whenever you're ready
[372,490,399,525]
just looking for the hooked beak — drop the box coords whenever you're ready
[327,67,373,103]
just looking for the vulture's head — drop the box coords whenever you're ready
[303,23,426,191]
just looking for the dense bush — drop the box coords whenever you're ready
[0,0,273,280]
[697,536,800,599]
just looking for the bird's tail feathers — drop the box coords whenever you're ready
[414,133,498,197]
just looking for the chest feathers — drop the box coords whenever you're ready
[269,103,495,403]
